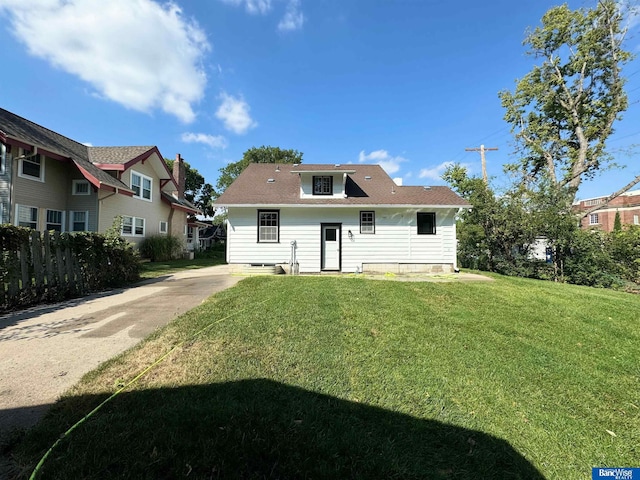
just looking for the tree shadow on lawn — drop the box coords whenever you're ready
[10,379,544,479]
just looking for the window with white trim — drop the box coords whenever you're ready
[131,171,152,201]
[360,211,375,234]
[16,204,38,229]
[46,209,64,232]
[258,210,279,242]
[585,198,604,207]
[72,179,90,195]
[19,152,44,182]
[70,211,88,231]
[634,215,639,225]
[122,216,145,236]
[589,213,599,225]
[159,221,168,234]
[0,143,7,175]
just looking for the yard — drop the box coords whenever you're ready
[7,274,639,479]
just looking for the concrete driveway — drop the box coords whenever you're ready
[0,265,240,434]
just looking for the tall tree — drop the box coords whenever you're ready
[499,0,632,204]
[215,145,303,195]
[165,158,216,217]
[443,164,536,272]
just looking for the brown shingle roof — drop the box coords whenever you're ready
[88,146,155,165]
[215,163,471,207]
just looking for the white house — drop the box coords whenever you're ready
[215,163,471,274]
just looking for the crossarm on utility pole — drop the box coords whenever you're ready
[465,144,498,183]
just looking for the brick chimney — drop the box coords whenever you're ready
[173,153,185,199]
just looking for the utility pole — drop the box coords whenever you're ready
[465,144,498,183]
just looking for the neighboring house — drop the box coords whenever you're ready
[574,189,640,231]
[215,163,471,273]
[0,108,199,247]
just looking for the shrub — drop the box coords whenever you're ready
[139,235,183,262]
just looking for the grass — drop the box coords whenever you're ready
[139,246,226,279]
[6,274,640,479]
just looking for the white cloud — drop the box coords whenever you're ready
[181,132,228,149]
[0,0,210,123]
[220,0,272,14]
[418,161,457,181]
[215,92,257,134]
[278,0,304,32]
[358,149,407,175]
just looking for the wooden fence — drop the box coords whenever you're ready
[1,228,140,312]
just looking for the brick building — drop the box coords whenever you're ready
[574,189,640,231]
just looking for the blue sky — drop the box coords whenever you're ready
[1,0,639,201]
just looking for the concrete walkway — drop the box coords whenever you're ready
[0,265,240,434]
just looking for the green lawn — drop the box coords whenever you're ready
[138,247,226,279]
[9,275,640,479]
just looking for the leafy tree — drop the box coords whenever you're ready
[215,145,303,195]
[499,1,632,204]
[165,159,216,217]
[613,211,622,232]
[443,164,536,273]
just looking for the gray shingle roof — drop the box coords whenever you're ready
[0,108,174,194]
[0,107,132,191]
[215,163,471,207]
[88,146,156,165]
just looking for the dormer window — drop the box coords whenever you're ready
[131,171,152,201]
[313,175,333,195]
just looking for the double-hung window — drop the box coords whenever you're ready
[122,216,145,236]
[417,212,436,235]
[258,210,279,243]
[46,209,64,232]
[589,213,599,225]
[313,176,333,195]
[17,204,38,229]
[131,171,152,201]
[159,221,168,234]
[19,152,44,181]
[71,211,88,231]
[360,211,375,234]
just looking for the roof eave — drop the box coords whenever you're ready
[215,203,471,209]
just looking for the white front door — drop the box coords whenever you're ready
[321,224,340,271]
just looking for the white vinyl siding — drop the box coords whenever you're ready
[227,207,457,273]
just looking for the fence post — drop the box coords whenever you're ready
[43,230,56,291]
[54,232,67,296]
[32,230,45,299]
[20,242,32,301]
